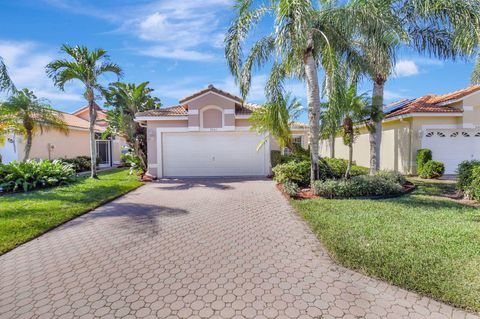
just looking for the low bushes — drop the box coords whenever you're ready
[0,160,76,193]
[419,160,445,179]
[270,150,282,168]
[313,174,404,198]
[59,156,94,173]
[272,160,310,186]
[282,180,300,197]
[457,160,480,200]
[416,149,444,179]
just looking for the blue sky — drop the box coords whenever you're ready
[0,0,477,123]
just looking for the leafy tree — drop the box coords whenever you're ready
[0,56,15,93]
[103,82,161,173]
[46,45,122,178]
[353,0,480,174]
[225,0,396,185]
[249,93,303,151]
[0,89,69,161]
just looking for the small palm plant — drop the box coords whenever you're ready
[249,93,303,151]
[0,89,69,161]
[46,45,122,178]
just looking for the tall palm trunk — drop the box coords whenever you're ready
[345,142,353,179]
[329,133,335,158]
[87,92,98,179]
[304,37,321,185]
[369,79,384,175]
[23,130,33,161]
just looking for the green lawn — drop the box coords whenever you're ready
[0,169,143,254]
[292,178,480,312]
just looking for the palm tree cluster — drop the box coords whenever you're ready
[1,45,160,177]
[225,0,480,183]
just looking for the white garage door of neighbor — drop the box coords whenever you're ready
[422,129,480,174]
[161,132,267,177]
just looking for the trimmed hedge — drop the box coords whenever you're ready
[0,160,76,193]
[419,160,445,179]
[456,160,480,200]
[313,174,404,198]
[416,149,432,174]
[272,160,310,186]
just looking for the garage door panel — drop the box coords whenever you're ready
[162,132,266,177]
[422,129,480,174]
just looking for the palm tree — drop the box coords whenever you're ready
[104,82,161,173]
[354,0,480,174]
[0,89,69,161]
[0,56,15,93]
[249,93,302,151]
[225,0,397,185]
[46,45,122,178]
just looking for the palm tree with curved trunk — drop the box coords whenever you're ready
[249,93,303,151]
[355,0,480,174]
[225,0,397,184]
[0,56,15,93]
[104,82,161,173]
[0,89,69,161]
[46,45,122,178]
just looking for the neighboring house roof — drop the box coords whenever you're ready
[382,85,480,119]
[136,105,187,117]
[179,84,243,104]
[290,121,309,130]
[56,111,104,131]
[71,102,103,115]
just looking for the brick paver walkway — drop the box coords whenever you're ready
[0,179,477,319]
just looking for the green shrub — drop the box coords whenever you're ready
[270,150,281,168]
[416,149,432,175]
[419,160,445,179]
[465,166,480,200]
[375,170,406,185]
[282,180,300,197]
[272,160,310,186]
[313,175,404,198]
[322,157,369,179]
[0,160,76,193]
[60,156,94,172]
[456,160,480,191]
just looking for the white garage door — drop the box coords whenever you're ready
[161,132,268,177]
[422,129,480,174]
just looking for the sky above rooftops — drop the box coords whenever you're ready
[0,0,477,123]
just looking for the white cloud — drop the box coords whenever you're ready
[394,60,419,77]
[141,46,215,61]
[0,40,83,104]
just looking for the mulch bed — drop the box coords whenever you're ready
[278,181,416,200]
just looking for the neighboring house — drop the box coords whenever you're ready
[320,85,480,174]
[134,85,309,178]
[0,104,127,167]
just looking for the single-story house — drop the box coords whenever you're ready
[134,85,309,178]
[0,103,127,167]
[320,84,480,174]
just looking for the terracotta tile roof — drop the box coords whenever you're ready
[56,111,104,131]
[179,84,243,104]
[71,102,103,115]
[236,103,260,115]
[382,85,479,119]
[135,105,188,117]
[290,121,309,129]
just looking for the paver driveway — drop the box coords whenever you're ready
[0,179,477,319]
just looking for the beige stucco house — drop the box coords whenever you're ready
[0,104,127,167]
[320,85,480,174]
[134,85,309,178]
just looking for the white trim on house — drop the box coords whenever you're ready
[421,123,476,130]
[235,115,251,119]
[189,126,200,131]
[224,109,235,115]
[383,112,463,123]
[180,91,241,105]
[436,90,480,106]
[188,109,199,115]
[463,106,474,111]
[135,116,188,121]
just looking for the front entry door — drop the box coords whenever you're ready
[96,140,111,168]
